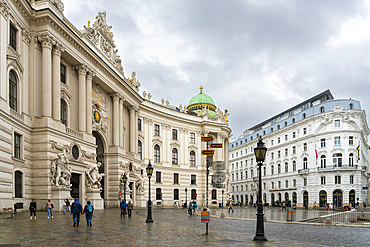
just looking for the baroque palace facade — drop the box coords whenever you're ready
[229,90,370,208]
[0,0,230,210]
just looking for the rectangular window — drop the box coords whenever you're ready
[334,120,340,127]
[335,175,341,184]
[303,143,307,151]
[293,179,296,187]
[278,137,280,144]
[285,180,288,188]
[278,181,281,188]
[61,64,66,84]
[172,129,178,140]
[285,135,288,141]
[173,173,179,184]
[245,149,247,154]
[190,132,195,143]
[246,184,248,191]
[350,175,354,184]
[271,182,274,189]
[349,136,354,145]
[138,119,142,131]
[156,189,162,200]
[191,175,196,185]
[271,140,273,146]
[292,132,296,138]
[293,146,296,154]
[154,124,160,136]
[304,178,307,186]
[321,176,326,185]
[156,171,161,183]
[277,151,281,158]
[263,183,266,190]
[321,138,326,148]
[334,137,341,146]
[303,128,307,135]
[285,148,288,156]
[271,152,274,160]
[10,23,17,51]
[251,158,253,165]
[14,133,21,159]
[174,189,179,200]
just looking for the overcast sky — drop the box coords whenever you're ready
[62,0,370,139]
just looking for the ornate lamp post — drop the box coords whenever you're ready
[253,137,267,241]
[122,173,128,203]
[185,187,188,208]
[146,161,154,223]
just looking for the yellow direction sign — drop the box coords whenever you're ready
[201,136,214,142]
[201,150,215,155]
[210,143,222,148]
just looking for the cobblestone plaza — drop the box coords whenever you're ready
[1,208,369,246]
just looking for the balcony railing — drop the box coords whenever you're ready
[298,169,309,174]
[317,165,360,171]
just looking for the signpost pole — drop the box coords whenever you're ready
[206,141,209,235]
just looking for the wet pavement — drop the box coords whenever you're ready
[0,207,369,246]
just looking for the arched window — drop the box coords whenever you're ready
[9,70,17,111]
[245,170,248,178]
[138,140,142,160]
[349,103,353,109]
[251,136,253,140]
[285,162,288,173]
[284,122,287,127]
[251,169,254,178]
[333,153,342,167]
[61,99,67,125]
[303,157,308,169]
[189,151,196,166]
[271,127,273,132]
[156,188,162,200]
[303,113,306,119]
[321,155,326,168]
[263,167,266,176]
[263,131,266,135]
[271,165,274,175]
[349,153,354,167]
[14,171,22,198]
[277,125,280,130]
[292,118,295,123]
[257,134,259,138]
[172,148,178,164]
[293,160,296,171]
[278,164,281,174]
[320,107,325,113]
[154,145,160,162]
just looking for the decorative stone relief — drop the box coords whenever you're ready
[119,162,144,194]
[85,162,105,190]
[50,0,64,12]
[130,71,141,92]
[50,153,72,189]
[0,0,10,19]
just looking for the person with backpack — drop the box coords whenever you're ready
[46,198,54,219]
[71,198,83,227]
[188,201,193,216]
[127,201,133,217]
[83,201,94,226]
[120,199,127,218]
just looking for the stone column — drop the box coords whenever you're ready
[0,4,9,101]
[86,71,94,134]
[129,107,136,153]
[135,109,139,153]
[39,34,55,117]
[52,43,64,121]
[112,93,120,146]
[78,65,87,132]
[216,132,222,161]
[22,29,31,115]
[119,97,124,148]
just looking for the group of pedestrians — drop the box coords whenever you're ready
[120,199,134,217]
[187,201,198,216]
[28,198,96,227]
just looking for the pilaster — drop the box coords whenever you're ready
[78,64,87,132]
[112,93,120,146]
[52,42,64,121]
[86,70,95,134]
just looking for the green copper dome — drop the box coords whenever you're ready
[187,86,216,117]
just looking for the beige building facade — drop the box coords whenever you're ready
[0,0,231,210]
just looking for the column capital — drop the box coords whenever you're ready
[76,64,87,76]
[128,106,139,113]
[36,33,56,50]
[53,42,65,56]
[119,96,125,105]
[110,92,120,101]
[86,70,96,80]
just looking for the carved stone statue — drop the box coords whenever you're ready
[161,98,165,106]
[202,106,209,117]
[143,91,147,99]
[85,162,105,190]
[166,100,170,107]
[147,93,152,100]
[50,153,72,189]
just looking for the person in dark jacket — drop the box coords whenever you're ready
[188,201,193,216]
[71,198,83,227]
[83,201,94,226]
[127,201,133,217]
[29,199,36,219]
[120,200,127,218]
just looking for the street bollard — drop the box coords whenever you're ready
[286,210,293,221]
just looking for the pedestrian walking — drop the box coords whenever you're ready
[71,198,83,227]
[363,201,367,208]
[304,203,308,211]
[63,198,71,214]
[193,201,198,216]
[175,200,180,209]
[46,198,54,219]
[228,202,234,213]
[188,201,193,216]
[127,201,133,217]
[282,202,286,211]
[29,199,36,219]
[181,200,185,210]
[120,199,127,218]
[83,201,94,226]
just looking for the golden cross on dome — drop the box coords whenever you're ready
[199,85,203,93]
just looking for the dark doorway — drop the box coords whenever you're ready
[319,190,327,207]
[93,132,105,199]
[349,190,355,207]
[70,173,80,199]
[129,182,133,201]
[333,190,342,207]
[303,191,308,207]
[292,192,297,204]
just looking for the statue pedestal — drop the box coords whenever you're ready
[136,193,146,207]
[51,187,71,212]
[86,188,104,210]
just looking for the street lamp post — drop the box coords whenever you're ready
[146,161,154,223]
[253,137,267,241]
[185,188,188,208]
[122,173,128,217]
